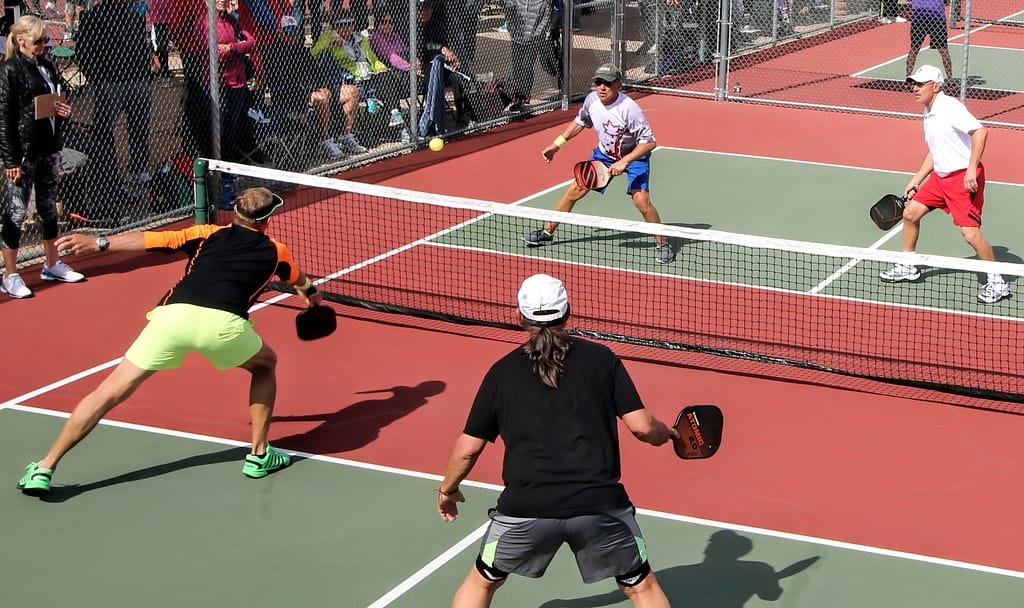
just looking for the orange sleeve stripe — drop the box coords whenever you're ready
[143,224,224,251]
[273,239,301,285]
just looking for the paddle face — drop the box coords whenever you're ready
[869,194,906,230]
[295,305,337,341]
[672,404,723,459]
[573,160,611,190]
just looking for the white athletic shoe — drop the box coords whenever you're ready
[879,263,920,282]
[978,281,1011,304]
[1,273,32,298]
[41,260,85,283]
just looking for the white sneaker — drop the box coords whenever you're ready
[388,109,405,128]
[1,273,32,298]
[878,17,892,23]
[879,263,920,282]
[337,133,367,154]
[41,260,85,283]
[978,281,1011,304]
[322,138,344,158]
[894,16,907,22]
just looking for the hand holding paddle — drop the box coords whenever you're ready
[671,404,724,460]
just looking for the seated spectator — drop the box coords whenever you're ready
[312,10,405,116]
[261,14,346,158]
[369,11,409,73]
[414,0,470,127]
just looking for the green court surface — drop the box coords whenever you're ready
[4,408,1024,608]
[858,44,1024,92]
[437,148,1024,315]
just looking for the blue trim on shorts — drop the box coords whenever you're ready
[588,148,651,195]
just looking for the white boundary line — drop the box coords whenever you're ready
[2,402,1022,587]
[366,522,491,608]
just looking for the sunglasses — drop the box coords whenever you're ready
[593,78,616,87]
[28,36,49,45]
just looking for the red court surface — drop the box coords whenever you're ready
[5,98,1024,577]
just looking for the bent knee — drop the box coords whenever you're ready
[244,344,278,372]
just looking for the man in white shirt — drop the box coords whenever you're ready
[880,65,1009,304]
[524,63,674,264]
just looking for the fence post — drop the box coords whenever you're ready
[959,0,971,104]
[193,158,209,225]
[715,0,733,100]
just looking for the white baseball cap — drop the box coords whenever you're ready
[517,274,569,323]
[906,65,945,85]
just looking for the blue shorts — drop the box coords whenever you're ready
[588,148,651,195]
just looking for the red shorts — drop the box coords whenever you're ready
[913,164,985,227]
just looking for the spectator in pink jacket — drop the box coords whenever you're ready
[369,11,410,72]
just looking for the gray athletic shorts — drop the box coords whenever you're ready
[477,506,648,584]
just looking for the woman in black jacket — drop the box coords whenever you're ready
[0,15,83,299]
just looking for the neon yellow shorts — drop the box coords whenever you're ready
[124,303,263,371]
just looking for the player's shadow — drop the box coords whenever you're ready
[271,380,447,454]
[39,446,252,503]
[538,530,820,608]
[553,222,712,254]
[918,246,1023,286]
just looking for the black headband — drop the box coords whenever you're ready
[235,193,284,221]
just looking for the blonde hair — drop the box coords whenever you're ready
[6,15,45,62]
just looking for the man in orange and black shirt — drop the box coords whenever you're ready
[17,188,321,496]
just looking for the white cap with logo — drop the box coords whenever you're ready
[517,274,569,323]
[906,64,945,85]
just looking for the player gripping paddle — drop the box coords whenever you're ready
[671,404,724,460]
[869,192,910,231]
[573,160,612,190]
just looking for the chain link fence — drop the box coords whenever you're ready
[5,0,1020,265]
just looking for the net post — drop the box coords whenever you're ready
[193,158,209,225]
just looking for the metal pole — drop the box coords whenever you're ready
[562,0,574,109]
[611,0,624,76]
[715,0,732,100]
[959,0,971,104]
[408,0,420,139]
[206,0,221,160]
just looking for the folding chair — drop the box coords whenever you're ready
[238,106,318,172]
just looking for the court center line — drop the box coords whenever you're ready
[809,224,904,294]
[3,401,1022,583]
[365,521,490,608]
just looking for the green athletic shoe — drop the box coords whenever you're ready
[242,445,291,479]
[17,462,53,496]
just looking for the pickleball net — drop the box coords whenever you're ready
[198,160,1024,408]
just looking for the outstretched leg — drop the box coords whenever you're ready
[39,360,154,470]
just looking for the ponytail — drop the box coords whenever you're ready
[521,322,571,389]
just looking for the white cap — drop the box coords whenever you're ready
[906,65,945,85]
[517,274,569,323]
[280,14,299,29]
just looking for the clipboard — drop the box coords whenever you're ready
[34,93,67,120]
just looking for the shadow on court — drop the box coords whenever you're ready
[552,222,712,253]
[538,530,820,608]
[919,246,1023,286]
[271,380,446,454]
[39,446,253,503]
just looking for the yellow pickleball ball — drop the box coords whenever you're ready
[428,137,444,152]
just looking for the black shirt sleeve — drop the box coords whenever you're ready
[463,366,500,442]
[612,356,645,417]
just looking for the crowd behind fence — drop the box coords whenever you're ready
[4,0,1019,264]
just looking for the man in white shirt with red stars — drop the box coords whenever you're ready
[880,64,1009,304]
[524,63,674,264]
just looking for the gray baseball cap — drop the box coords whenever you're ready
[592,63,622,82]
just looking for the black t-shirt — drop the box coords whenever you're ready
[463,337,645,518]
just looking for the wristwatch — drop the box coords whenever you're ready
[96,236,110,252]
